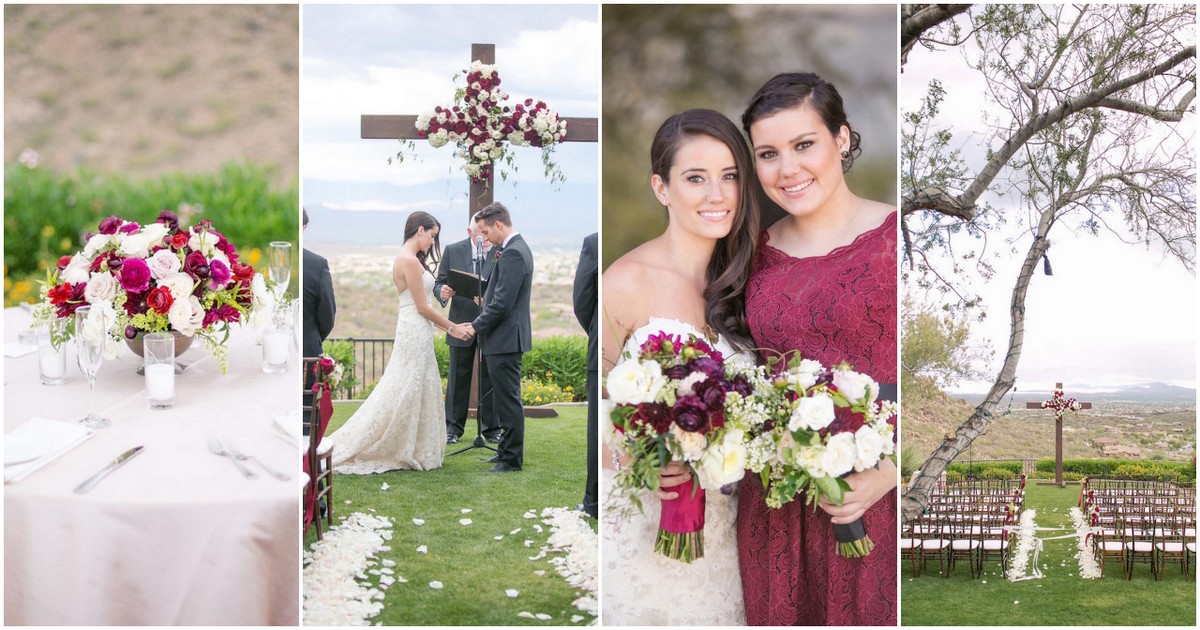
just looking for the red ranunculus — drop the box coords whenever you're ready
[147,286,174,314]
[231,262,255,284]
[170,233,189,250]
[47,283,72,305]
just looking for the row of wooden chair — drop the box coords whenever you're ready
[902,481,1026,579]
[1084,479,1197,580]
[303,358,335,540]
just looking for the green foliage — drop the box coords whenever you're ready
[321,339,359,398]
[947,460,1024,476]
[521,377,573,406]
[1034,458,1195,480]
[899,444,921,481]
[4,162,298,305]
[1111,463,1183,482]
[521,335,587,402]
[978,467,1016,480]
[900,294,989,389]
[944,470,964,484]
[434,336,449,379]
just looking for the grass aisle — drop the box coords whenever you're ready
[901,483,1196,625]
[304,403,596,626]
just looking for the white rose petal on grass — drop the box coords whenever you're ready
[517,612,536,619]
[506,589,519,598]
[571,615,584,623]
[533,570,545,576]
[344,500,353,505]
[412,518,425,526]
[510,528,522,535]
[533,525,543,533]
[380,483,390,491]
[535,613,552,621]
[382,559,396,568]
[524,540,534,547]
[416,545,428,554]
[460,519,473,526]
[1014,601,1019,605]
[461,508,472,514]
[396,576,408,584]
[494,535,504,541]
[429,581,443,590]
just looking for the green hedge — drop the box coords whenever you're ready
[947,460,1024,477]
[1035,458,1195,480]
[521,335,587,402]
[4,162,298,305]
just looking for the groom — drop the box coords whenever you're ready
[463,202,533,472]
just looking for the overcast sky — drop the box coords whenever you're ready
[903,21,1196,394]
[302,4,598,247]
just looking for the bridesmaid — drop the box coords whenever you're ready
[732,73,898,625]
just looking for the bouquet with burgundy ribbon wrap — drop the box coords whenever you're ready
[739,352,898,558]
[606,331,756,563]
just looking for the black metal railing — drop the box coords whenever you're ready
[328,337,394,400]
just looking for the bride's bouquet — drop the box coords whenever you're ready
[741,353,897,558]
[606,331,756,563]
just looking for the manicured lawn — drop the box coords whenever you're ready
[304,403,596,626]
[901,483,1196,626]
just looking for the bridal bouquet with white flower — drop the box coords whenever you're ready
[31,211,270,373]
[741,353,897,558]
[606,331,756,562]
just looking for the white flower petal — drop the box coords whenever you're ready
[510,528,522,535]
[460,519,473,526]
[416,545,428,554]
[517,612,536,619]
[524,540,533,547]
[461,508,473,514]
[380,482,390,491]
[494,535,504,541]
[533,570,546,576]
[429,581,443,590]
[535,613,552,620]
[505,589,519,598]
[412,518,425,526]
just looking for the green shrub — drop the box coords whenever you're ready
[522,335,587,401]
[1112,463,1183,482]
[320,339,359,398]
[899,444,921,480]
[4,162,298,306]
[948,460,1023,477]
[944,470,964,484]
[521,377,573,406]
[434,336,449,379]
[979,468,1016,480]
[1036,458,1194,480]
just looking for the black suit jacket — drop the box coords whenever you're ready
[302,248,336,358]
[434,238,495,348]
[572,233,598,372]
[472,233,533,355]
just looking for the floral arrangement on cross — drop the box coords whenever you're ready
[31,210,276,373]
[399,61,568,185]
[1040,388,1082,420]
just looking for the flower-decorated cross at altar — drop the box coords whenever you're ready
[360,43,598,225]
[1026,382,1093,487]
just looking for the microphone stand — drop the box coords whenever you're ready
[449,240,497,458]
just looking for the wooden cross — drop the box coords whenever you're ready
[360,43,599,227]
[1027,382,1093,487]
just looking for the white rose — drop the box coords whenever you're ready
[818,433,857,479]
[794,446,825,477]
[158,272,195,301]
[119,223,169,258]
[789,394,835,432]
[606,359,667,405]
[670,423,708,463]
[675,372,708,398]
[786,359,825,391]
[695,429,747,490]
[84,272,117,304]
[874,421,896,456]
[82,233,113,259]
[187,229,219,257]
[168,296,204,337]
[147,249,182,279]
[853,425,886,472]
[61,254,92,284]
[833,369,877,404]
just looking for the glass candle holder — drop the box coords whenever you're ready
[143,332,176,409]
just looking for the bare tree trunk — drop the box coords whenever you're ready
[901,210,1055,524]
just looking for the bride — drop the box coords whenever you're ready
[330,211,470,473]
[601,109,760,625]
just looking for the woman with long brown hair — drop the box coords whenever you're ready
[329,211,471,473]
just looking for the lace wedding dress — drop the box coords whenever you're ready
[329,272,445,473]
[602,317,746,626]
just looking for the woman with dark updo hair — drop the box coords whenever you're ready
[602,109,759,625]
[328,211,471,473]
[734,72,898,626]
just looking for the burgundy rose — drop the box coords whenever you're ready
[694,377,726,410]
[688,357,723,382]
[672,395,708,432]
[184,251,210,279]
[118,258,152,293]
[708,408,726,430]
[231,262,255,284]
[827,406,866,436]
[97,216,123,235]
[207,259,232,289]
[729,374,753,397]
[147,286,174,314]
[663,364,689,381]
[630,402,672,435]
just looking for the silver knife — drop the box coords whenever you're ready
[74,446,144,494]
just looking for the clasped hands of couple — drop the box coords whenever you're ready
[653,459,897,525]
[439,285,478,342]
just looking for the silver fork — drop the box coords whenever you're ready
[207,435,256,478]
[224,440,290,481]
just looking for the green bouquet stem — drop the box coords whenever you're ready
[836,535,875,558]
[655,529,704,563]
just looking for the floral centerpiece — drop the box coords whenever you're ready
[606,331,755,562]
[31,211,269,373]
[1041,387,1082,419]
[411,61,568,184]
[740,353,897,558]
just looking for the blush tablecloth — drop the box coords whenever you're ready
[4,307,300,625]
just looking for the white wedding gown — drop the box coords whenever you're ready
[329,273,445,473]
[602,317,746,626]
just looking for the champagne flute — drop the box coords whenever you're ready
[268,241,292,301]
[75,306,111,429]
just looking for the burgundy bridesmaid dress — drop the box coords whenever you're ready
[738,212,899,626]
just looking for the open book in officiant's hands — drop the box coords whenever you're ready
[446,269,484,299]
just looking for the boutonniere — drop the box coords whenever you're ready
[493,249,503,261]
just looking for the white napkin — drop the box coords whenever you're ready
[4,418,94,483]
[272,409,301,448]
[4,343,38,358]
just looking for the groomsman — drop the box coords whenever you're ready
[463,203,534,472]
[434,222,500,445]
[573,232,598,518]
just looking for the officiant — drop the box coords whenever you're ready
[435,221,501,445]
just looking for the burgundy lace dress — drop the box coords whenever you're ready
[738,212,898,626]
